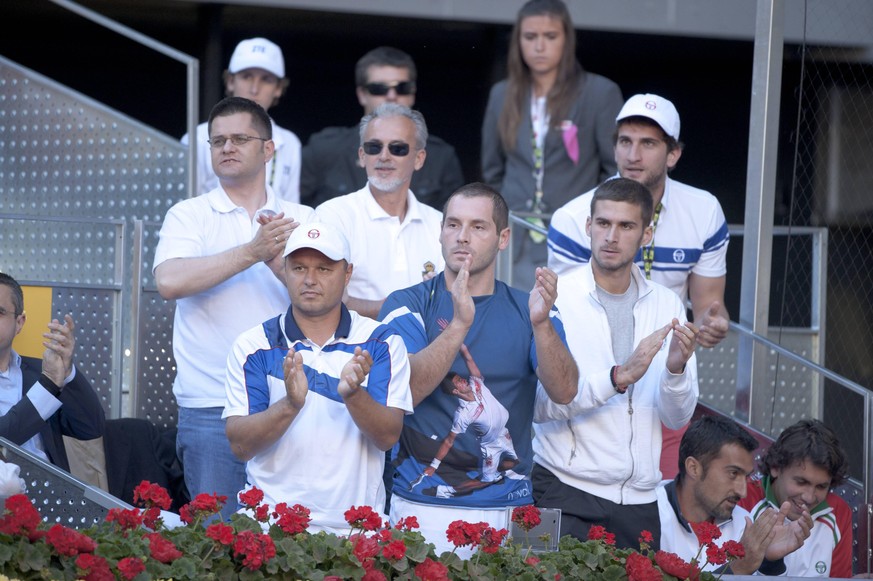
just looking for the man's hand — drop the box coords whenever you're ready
[698,301,729,348]
[730,509,781,574]
[338,347,373,398]
[529,267,558,327]
[450,256,475,331]
[614,322,672,387]
[42,314,76,386]
[283,349,309,410]
[249,212,299,263]
[665,319,699,374]
[764,501,813,560]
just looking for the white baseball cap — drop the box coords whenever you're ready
[616,94,681,141]
[283,223,351,262]
[228,38,285,78]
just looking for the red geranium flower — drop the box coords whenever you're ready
[625,552,662,581]
[722,539,745,559]
[393,515,419,531]
[117,556,146,580]
[639,529,653,544]
[415,558,450,581]
[511,505,542,531]
[382,539,407,561]
[706,542,728,566]
[0,494,42,536]
[587,525,607,541]
[238,487,264,509]
[344,505,382,531]
[76,553,113,581]
[362,570,387,581]
[179,492,227,524]
[132,480,172,510]
[141,506,162,530]
[232,530,276,571]
[690,520,721,546]
[273,502,311,535]
[351,533,380,563]
[479,526,508,554]
[45,524,96,557]
[146,532,184,563]
[206,522,234,546]
[106,508,144,532]
[655,550,692,579]
[446,520,489,548]
[525,555,541,566]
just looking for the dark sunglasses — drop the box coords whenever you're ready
[363,81,416,96]
[362,140,411,157]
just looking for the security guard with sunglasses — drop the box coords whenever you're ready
[301,46,464,210]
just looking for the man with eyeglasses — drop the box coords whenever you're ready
[155,96,316,520]
[315,103,444,319]
[182,37,302,203]
[0,272,104,471]
[301,46,464,210]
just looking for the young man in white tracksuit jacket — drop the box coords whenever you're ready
[532,177,699,550]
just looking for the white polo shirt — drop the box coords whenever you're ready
[153,186,316,408]
[547,177,729,302]
[316,185,444,302]
[182,120,302,203]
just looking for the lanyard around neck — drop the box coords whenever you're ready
[642,202,663,280]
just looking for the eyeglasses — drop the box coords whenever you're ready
[363,81,416,96]
[0,306,21,318]
[362,140,411,157]
[207,134,269,148]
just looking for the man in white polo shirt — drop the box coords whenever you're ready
[316,103,444,319]
[224,222,412,533]
[547,94,731,478]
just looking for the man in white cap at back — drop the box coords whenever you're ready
[223,222,412,532]
[183,37,302,202]
[546,93,731,478]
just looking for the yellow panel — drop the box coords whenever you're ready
[13,286,53,359]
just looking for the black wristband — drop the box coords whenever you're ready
[758,557,787,576]
[38,373,62,398]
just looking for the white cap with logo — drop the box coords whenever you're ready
[616,94,681,141]
[228,38,285,78]
[283,223,351,262]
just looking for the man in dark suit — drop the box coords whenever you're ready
[0,272,104,471]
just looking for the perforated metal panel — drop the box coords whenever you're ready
[0,56,185,223]
[0,438,131,529]
[697,329,823,436]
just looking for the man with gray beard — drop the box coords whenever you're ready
[316,103,444,318]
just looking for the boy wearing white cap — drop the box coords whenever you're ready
[183,37,302,202]
[546,93,731,479]
[223,222,412,533]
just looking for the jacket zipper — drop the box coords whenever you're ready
[619,386,635,504]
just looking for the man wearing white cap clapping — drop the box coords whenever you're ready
[224,223,412,533]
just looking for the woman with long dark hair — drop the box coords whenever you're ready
[481,0,622,286]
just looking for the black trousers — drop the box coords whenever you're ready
[532,463,660,551]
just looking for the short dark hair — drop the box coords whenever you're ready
[0,272,24,316]
[443,182,509,234]
[590,177,655,226]
[355,46,417,87]
[207,97,272,141]
[677,416,758,484]
[614,116,683,154]
[760,419,848,487]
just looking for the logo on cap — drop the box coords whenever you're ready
[645,100,657,110]
[307,229,321,239]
